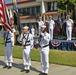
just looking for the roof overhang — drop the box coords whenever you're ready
[43,11,58,16]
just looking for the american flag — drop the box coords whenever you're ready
[0,0,12,31]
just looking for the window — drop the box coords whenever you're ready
[22,23,27,27]
[30,8,32,15]
[18,6,41,16]
[36,6,40,14]
[27,8,30,15]
[31,7,35,15]
[19,9,23,16]
[51,2,54,11]
[34,7,36,14]
[30,7,39,15]
[48,2,58,12]
[23,8,27,15]
[54,2,58,10]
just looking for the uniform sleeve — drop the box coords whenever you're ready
[53,21,55,25]
[13,29,16,33]
[19,33,23,42]
[71,19,73,24]
[34,28,35,31]
[10,31,13,37]
[42,21,44,25]
[43,34,50,43]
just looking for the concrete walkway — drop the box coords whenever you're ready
[0,56,76,75]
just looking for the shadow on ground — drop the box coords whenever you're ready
[13,63,40,73]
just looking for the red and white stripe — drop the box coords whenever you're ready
[0,0,12,31]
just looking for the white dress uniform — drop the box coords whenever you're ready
[65,19,73,40]
[31,28,35,37]
[20,27,34,70]
[48,20,55,40]
[38,20,44,36]
[39,26,50,74]
[4,30,13,67]
[11,28,16,46]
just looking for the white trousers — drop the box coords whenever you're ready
[40,46,49,74]
[49,28,53,40]
[39,29,41,36]
[4,43,13,66]
[66,27,72,40]
[22,46,31,70]
[32,32,34,37]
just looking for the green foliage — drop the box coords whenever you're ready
[57,0,76,10]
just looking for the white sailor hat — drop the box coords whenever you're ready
[49,15,52,18]
[41,25,46,28]
[23,26,29,29]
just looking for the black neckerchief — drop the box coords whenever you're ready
[23,33,29,46]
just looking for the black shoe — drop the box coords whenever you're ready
[7,66,12,69]
[21,69,26,72]
[39,72,44,75]
[26,70,30,73]
[3,65,8,69]
[43,73,48,75]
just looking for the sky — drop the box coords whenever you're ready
[5,0,12,4]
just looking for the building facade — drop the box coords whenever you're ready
[7,0,58,27]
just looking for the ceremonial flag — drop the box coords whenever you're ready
[0,0,12,31]
[12,0,22,32]
[58,12,62,26]
[28,21,32,33]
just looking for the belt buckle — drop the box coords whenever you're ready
[24,46,26,49]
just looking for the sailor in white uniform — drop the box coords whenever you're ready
[20,26,34,73]
[47,16,55,40]
[3,28,14,69]
[38,17,44,36]
[65,15,73,41]
[39,25,50,75]
[31,25,35,37]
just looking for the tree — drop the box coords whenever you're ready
[57,0,76,10]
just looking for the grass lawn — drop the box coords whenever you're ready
[0,38,76,67]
